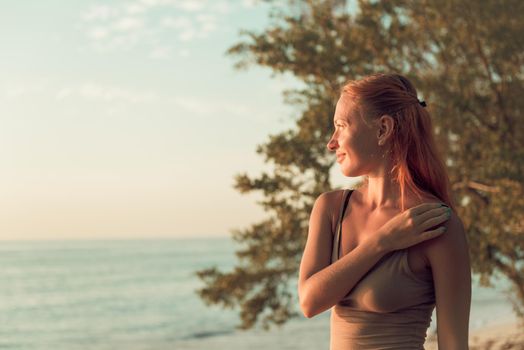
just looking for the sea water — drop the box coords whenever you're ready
[0,237,518,349]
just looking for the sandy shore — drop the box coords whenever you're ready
[424,320,524,349]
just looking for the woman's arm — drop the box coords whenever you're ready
[298,192,388,318]
[424,211,471,349]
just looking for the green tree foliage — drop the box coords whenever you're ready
[194,0,524,330]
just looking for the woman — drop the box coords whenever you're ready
[298,73,471,349]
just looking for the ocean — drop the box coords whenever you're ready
[0,237,518,349]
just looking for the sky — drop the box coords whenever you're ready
[0,0,357,240]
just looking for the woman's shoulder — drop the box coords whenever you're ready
[319,189,355,233]
[411,194,464,264]
[321,188,354,207]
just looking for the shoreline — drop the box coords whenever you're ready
[424,319,523,349]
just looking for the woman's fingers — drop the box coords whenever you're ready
[418,226,447,243]
[410,202,446,216]
[417,205,449,223]
[418,207,451,233]
[378,202,450,251]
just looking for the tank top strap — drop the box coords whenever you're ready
[331,189,353,264]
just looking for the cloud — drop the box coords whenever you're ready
[211,1,232,14]
[241,0,258,8]
[125,3,146,15]
[56,88,72,100]
[195,14,217,36]
[176,0,205,12]
[82,5,119,21]
[160,16,190,28]
[160,16,195,41]
[87,27,109,40]
[149,46,171,59]
[113,17,144,32]
[4,86,28,99]
[0,82,48,100]
[169,95,271,124]
[172,96,212,115]
[160,14,217,42]
[80,0,232,56]
[76,83,158,103]
[178,48,190,57]
[32,83,157,104]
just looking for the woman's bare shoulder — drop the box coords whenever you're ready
[322,189,353,207]
[323,188,347,200]
[320,189,353,233]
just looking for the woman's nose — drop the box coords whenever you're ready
[326,137,337,151]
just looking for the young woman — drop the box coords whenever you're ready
[298,73,471,349]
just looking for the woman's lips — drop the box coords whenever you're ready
[337,154,345,162]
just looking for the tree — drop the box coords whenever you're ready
[194,0,524,331]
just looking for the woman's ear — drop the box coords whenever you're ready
[376,114,394,144]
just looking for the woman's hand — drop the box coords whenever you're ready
[374,202,452,253]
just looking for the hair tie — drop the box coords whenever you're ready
[418,100,427,107]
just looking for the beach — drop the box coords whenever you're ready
[425,319,524,349]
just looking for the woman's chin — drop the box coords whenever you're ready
[340,164,353,177]
[340,161,362,177]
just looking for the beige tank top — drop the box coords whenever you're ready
[330,189,436,350]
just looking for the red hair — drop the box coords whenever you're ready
[340,73,456,212]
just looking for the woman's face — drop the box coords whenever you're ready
[326,95,384,177]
